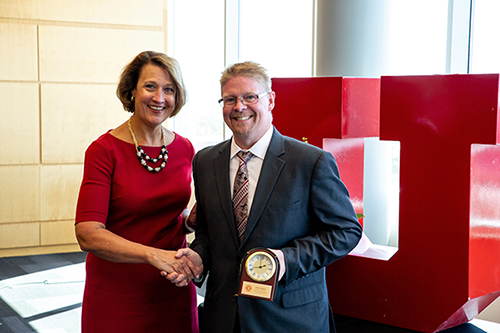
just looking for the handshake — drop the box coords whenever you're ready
[160,248,204,287]
[158,204,203,287]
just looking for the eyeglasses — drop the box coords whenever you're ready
[218,91,270,108]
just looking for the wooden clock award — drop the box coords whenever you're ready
[238,248,280,301]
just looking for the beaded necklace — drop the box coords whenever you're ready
[127,118,168,173]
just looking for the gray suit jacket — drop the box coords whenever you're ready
[191,128,362,333]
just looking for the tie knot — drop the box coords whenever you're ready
[237,150,253,163]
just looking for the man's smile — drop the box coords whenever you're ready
[233,115,252,121]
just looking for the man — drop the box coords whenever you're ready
[169,61,362,332]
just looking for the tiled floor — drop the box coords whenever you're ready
[1,252,499,333]
[0,252,207,333]
[0,252,87,333]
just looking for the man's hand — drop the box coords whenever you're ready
[161,248,204,287]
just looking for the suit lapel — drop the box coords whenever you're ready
[241,128,285,246]
[213,141,240,247]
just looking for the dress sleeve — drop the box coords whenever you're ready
[75,140,114,224]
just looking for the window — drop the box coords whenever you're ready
[470,0,500,73]
[167,0,314,149]
[166,0,226,151]
[386,0,449,75]
[240,0,314,78]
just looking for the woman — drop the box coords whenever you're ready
[75,51,198,332]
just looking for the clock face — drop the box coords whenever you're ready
[245,251,276,282]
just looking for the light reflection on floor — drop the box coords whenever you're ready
[0,263,85,333]
[0,259,497,333]
[0,261,205,333]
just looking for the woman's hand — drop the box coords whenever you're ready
[75,221,194,280]
[148,248,195,283]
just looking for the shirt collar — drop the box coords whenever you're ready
[230,126,274,160]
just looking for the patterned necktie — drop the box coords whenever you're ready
[233,151,253,242]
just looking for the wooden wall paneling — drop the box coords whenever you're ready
[36,0,163,27]
[0,82,40,165]
[0,244,82,258]
[0,165,40,223]
[1,0,162,25]
[41,83,128,164]
[0,0,166,256]
[0,23,38,81]
[38,25,164,83]
[40,164,83,222]
[0,0,37,19]
[40,220,78,246]
[0,222,40,249]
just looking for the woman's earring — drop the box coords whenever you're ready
[131,96,135,102]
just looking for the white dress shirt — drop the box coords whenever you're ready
[229,126,274,213]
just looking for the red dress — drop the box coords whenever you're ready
[75,131,198,333]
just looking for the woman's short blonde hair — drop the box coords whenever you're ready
[116,51,187,117]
